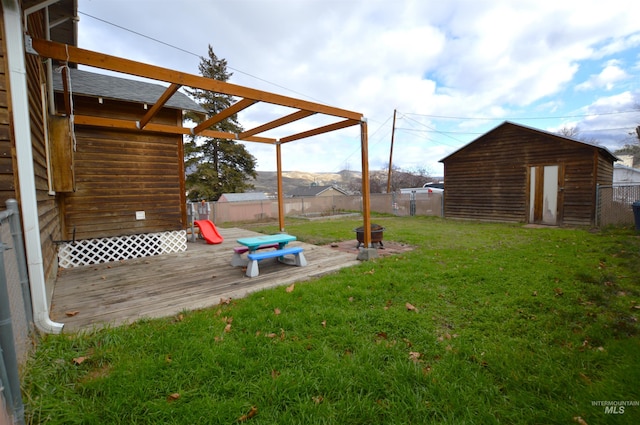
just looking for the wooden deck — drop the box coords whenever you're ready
[50,228,361,332]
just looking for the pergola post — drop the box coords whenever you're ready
[276,141,285,233]
[357,119,377,260]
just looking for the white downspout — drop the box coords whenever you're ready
[3,0,64,333]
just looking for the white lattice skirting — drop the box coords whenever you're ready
[58,230,187,268]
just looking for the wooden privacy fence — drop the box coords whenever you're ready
[189,192,444,225]
[596,184,640,227]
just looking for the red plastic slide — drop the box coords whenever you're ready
[194,219,224,244]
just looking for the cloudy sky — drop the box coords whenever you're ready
[77,0,640,175]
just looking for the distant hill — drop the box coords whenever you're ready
[250,170,361,195]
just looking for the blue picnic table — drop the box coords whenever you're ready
[235,234,305,277]
[236,234,296,252]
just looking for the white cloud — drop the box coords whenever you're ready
[576,60,629,91]
[77,0,640,173]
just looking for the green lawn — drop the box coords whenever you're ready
[23,217,640,424]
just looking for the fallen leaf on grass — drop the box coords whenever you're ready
[285,283,295,293]
[271,370,280,379]
[238,406,258,422]
[72,356,87,365]
[573,416,588,425]
[364,269,375,275]
[436,333,457,341]
[312,395,324,404]
[348,296,354,302]
[579,373,591,385]
[274,308,281,315]
[554,288,564,296]
[265,333,277,338]
[321,320,326,328]
[406,302,418,312]
[224,324,232,333]
[409,352,421,363]
[167,393,180,403]
[65,311,79,317]
[376,331,388,340]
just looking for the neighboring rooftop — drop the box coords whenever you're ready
[218,193,270,202]
[288,185,349,197]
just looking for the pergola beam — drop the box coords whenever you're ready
[31,38,362,122]
[280,119,359,144]
[239,109,315,139]
[73,115,276,143]
[138,83,181,129]
[193,98,257,135]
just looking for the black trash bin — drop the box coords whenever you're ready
[633,201,640,231]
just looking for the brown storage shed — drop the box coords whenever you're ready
[440,121,617,226]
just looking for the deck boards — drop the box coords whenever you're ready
[51,228,361,331]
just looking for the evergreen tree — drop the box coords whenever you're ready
[184,45,257,201]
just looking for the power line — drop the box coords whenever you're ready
[403,109,639,121]
[398,113,465,145]
[396,126,635,135]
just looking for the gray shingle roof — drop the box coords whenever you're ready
[52,68,206,113]
[288,185,348,197]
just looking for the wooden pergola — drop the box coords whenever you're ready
[30,37,373,247]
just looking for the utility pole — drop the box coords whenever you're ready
[386,109,397,193]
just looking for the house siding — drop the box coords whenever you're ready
[58,96,186,240]
[26,12,61,290]
[442,123,614,226]
[0,16,17,205]
[0,10,62,294]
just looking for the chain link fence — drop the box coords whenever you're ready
[596,184,640,227]
[0,200,32,424]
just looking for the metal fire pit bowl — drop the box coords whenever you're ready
[354,224,385,248]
